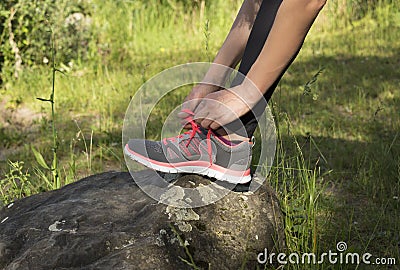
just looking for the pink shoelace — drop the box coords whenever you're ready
[162,109,213,164]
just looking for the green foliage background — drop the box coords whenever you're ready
[1,0,398,82]
[0,0,93,83]
[0,0,399,268]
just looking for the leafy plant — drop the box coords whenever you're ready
[169,223,200,270]
[0,0,91,83]
[34,27,61,189]
[303,67,324,101]
[0,160,32,205]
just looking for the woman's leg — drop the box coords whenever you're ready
[227,0,302,138]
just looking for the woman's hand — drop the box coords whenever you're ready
[192,86,253,130]
[178,84,220,128]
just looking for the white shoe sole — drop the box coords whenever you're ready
[124,146,251,184]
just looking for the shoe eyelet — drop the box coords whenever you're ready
[251,136,256,148]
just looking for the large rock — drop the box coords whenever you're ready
[0,171,285,269]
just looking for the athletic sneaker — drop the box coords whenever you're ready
[124,110,253,184]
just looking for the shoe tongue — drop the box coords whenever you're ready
[218,136,241,146]
[198,126,209,139]
[199,127,243,146]
[197,127,240,146]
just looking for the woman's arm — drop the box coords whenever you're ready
[179,0,262,123]
[193,0,327,130]
[238,0,327,103]
[211,0,263,69]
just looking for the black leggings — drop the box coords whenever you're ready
[226,0,302,137]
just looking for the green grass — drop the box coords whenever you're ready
[1,0,400,269]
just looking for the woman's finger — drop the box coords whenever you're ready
[179,98,201,119]
[209,120,222,130]
[200,118,213,130]
[193,107,209,126]
[180,119,191,128]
